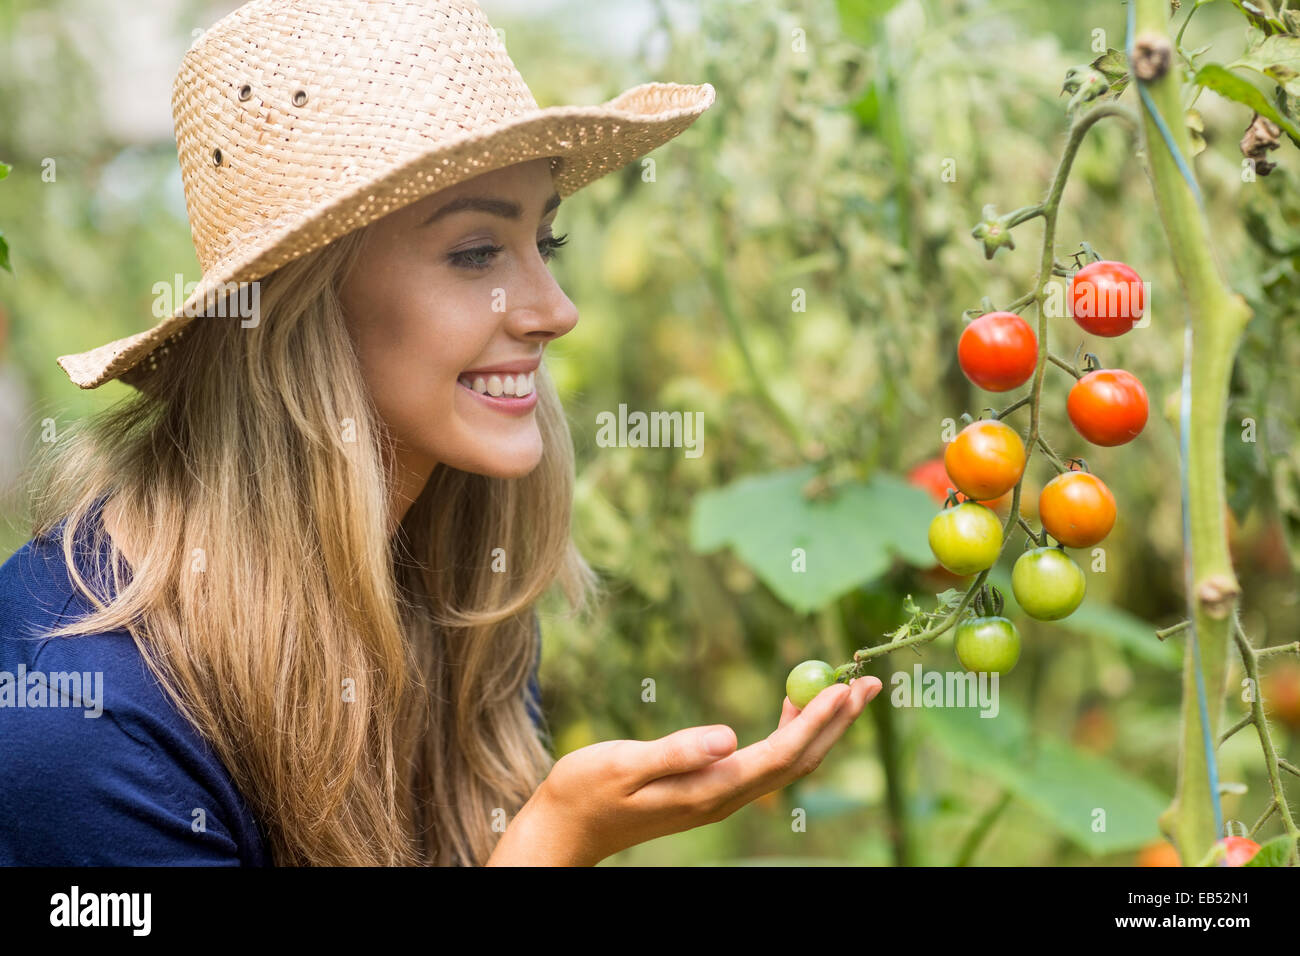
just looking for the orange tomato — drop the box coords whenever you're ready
[907,456,1012,512]
[1039,471,1116,548]
[1136,840,1181,867]
[943,420,1026,501]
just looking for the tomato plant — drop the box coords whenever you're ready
[928,502,1003,576]
[1039,470,1116,548]
[1069,260,1144,337]
[944,419,1026,501]
[958,311,1037,392]
[1067,367,1148,447]
[1012,546,1086,620]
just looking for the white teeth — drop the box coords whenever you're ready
[460,370,536,397]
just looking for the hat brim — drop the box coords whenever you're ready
[56,80,715,390]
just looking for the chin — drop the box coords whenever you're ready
[455,435,544,479]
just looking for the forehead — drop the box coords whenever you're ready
[416,157,556,209]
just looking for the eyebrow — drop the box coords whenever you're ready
[419,192,562,227]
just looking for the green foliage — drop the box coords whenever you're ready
[1243,834,1295,866]
[1193,63,1300,141]
[690,466,933,613]
[922,699,1167,856]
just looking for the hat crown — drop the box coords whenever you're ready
[172,0,540,274]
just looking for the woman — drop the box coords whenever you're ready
[0,0,882,866]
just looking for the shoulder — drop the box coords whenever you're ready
[0,532,270,866]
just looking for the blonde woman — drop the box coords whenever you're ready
[0,0,883,866]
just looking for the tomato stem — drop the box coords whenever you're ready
[1046,350,1083,380]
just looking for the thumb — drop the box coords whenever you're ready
[623,725,737,790]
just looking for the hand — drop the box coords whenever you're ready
[486,676,884,866]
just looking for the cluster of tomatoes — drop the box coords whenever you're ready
[924,260,1149,677]
[783,261,1151,702]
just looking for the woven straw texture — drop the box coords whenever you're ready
[56,0,715,390]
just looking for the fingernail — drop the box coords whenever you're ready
[704,729,733,755]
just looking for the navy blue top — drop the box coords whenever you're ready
[0,498,544,865]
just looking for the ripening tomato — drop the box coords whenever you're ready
[958,311,1038,392]
[1218,836,1261,867]
[785,660,835,710]
[1012,547,1086,620]
[1039,471,1117,548]
[907,456,1012,512]
[944,420,1026,501]
[1136,840,1181,867]
[1070,260,1145,337]
[1068,369,1149,446]
[928,502,1003,575]
[954,616,1021,674]
[1263,658,1300,731]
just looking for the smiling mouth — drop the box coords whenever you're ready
[457,371,536,398]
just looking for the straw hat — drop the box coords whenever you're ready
[56,0,715,391]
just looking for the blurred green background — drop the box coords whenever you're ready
[1,0,1297,866]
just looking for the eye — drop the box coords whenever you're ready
[448,244,505,271]
[538,232,569,262]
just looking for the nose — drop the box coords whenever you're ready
[508,261,580,343]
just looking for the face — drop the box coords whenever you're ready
[340,158,579,489]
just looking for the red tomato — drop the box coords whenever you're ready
[1039,471,1116,548]
[1070,260,1145,337]
[1068,369,1149,446]
[958,311,1038,392]
[1218,836,1261,867]
[944,420,1026,501]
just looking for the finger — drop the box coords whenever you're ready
[612,724,739,793]
[775,696,799,732]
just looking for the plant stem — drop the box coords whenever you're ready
[1136,0,1254,866]
[1047,350,1083,379]
[995,395,1031,419]
[952,790,1013,866]
[1231,618,1300,862]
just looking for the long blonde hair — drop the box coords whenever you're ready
[26,226,600,865]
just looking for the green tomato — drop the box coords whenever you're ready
[954,616,1020,674]
[928,502,1003,575]
[1012,546,1087,620]
[786,660,835,709]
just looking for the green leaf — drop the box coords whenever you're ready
[987,568,1181,669]
[689,466,934,614]
[1231,35,1300,97]
[0,161,10,180]
[1090,48,1131,96]
[0,230,10,275]
[1193,63,1300,143]
[921,698,1168,856]
[1242,834,1295,866]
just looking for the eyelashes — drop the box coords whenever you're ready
[448,233,569,271]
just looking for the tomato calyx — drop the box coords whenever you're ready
[972,583,1006,618]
